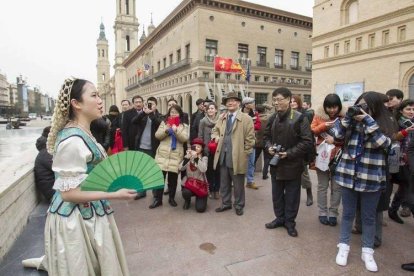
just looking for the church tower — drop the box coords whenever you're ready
[96,22,110,97]
[114,0,139,105]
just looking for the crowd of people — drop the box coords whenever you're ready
[29,77,414,274]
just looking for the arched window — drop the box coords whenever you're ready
[102,49,105,57]
[126,35,130,52]
[341,0,358,25]
[125,0,129,15]
[409,74,414,99]
[102,73,106,81]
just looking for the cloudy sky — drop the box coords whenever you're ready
[0,0,313,97]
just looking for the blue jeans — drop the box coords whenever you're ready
[246,148,256,183]
[339,187,381,248]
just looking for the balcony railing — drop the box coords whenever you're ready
[256,61,269,68]
[237,58,249,66]
[290,65,302,71]
[305,66,312,72]
[205,56,215,62]
[153,58,192,78]
[274,64,286,69]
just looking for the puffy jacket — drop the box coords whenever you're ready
[155,121,189,173]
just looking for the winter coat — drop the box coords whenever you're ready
[263,108,314,180]
[190,110,205,141]
[34,136,55,201]
[211,111,255,175]
[198,116,218,156]
[122,108,141,150]
[255,113,270,148]
[106,112,121,148]
[155,121,189,173]
[90,117,110,150]
[311,106,345,162]
[180,156,208,184]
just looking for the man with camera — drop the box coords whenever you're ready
[130,97,163,202]
[212,92,255,216]
[264,87,313,237]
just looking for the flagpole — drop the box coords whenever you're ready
[213,55,216,104]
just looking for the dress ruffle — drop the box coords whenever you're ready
[53,173,88,191]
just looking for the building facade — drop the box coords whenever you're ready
[0,73,10,107]
[100,0,313,114]
[312,0,414,108]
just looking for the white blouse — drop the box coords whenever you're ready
[52,136,92,192]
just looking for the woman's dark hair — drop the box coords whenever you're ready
[207,102,218,110]
[355,91,397,137]
[147,96,157,105]
[396,99,414,121]
[323,94,342,115]
[69,79,89,120]
[165,104,184,123]
[109,105,120,113]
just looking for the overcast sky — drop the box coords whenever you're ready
[0,0,313,97]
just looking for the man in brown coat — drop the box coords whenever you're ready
[212,92,255,216]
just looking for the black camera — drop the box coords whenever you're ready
[147,102,152,109]
[191,145,197,151]
[269,144,284,167]
[347,103,369,117]
[403,120,414,128]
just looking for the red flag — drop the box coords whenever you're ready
[214,57,234,72]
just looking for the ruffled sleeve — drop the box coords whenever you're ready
[52,136,92,191]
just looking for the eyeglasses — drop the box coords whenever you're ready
[273,97,288,103]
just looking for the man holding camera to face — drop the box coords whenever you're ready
[131,97,163,200]
[263,87,313,237]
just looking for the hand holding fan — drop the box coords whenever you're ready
[81,151,164,192]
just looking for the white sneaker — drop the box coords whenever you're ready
[361,247,378,272]
[22,257,43,269]
[336,243,350,266]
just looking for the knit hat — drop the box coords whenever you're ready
[191,137,205,147]
[242,97,255,105]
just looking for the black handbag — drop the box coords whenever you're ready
[328,148,343,174]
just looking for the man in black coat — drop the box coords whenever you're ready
[122,95,144,151]
[263,87,313,238]
[34,126,55,202]
[190,98,205,141]
[122,95,146,199]
[132,97,164,207]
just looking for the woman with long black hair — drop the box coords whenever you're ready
[332,92,396,272]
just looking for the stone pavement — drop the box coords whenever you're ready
[1,171,414,275]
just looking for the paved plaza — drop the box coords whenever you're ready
[1,171,413,275]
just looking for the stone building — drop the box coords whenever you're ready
[312,0,414,108]
[99,0,313,114]
[0,73,10,108]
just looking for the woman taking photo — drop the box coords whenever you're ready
[22,78,136,275]
[153,104,189,208]
[311,94,344,226]
[333,91,395,272]
[181,138,209,212]
[199,102,220,199]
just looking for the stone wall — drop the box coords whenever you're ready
[0,169,39,261]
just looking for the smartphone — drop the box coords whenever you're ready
[403,120,413,128]
[147,102,152,109]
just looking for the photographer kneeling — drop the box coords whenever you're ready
[263,87,313,237]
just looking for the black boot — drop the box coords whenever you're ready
[183,199,190,210]
[388,208,404,224]
[306,188,313,206]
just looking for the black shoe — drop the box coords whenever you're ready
[286,227,298,237]
[183,200,190,210]
[163,189,169,195]
[328,217,337,226]
[265,219,285,229]
[168,198,178,207]
[134,193,147,200]
[402,262,414,272]
[262,175,269,180]
[306,188,313,206]
[149,200,162,209]
[319,216,329,225]
[236,208,244,216]
[215,206,232,212]
[388,209,404,224]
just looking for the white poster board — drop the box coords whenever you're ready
[335,82,364,105]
